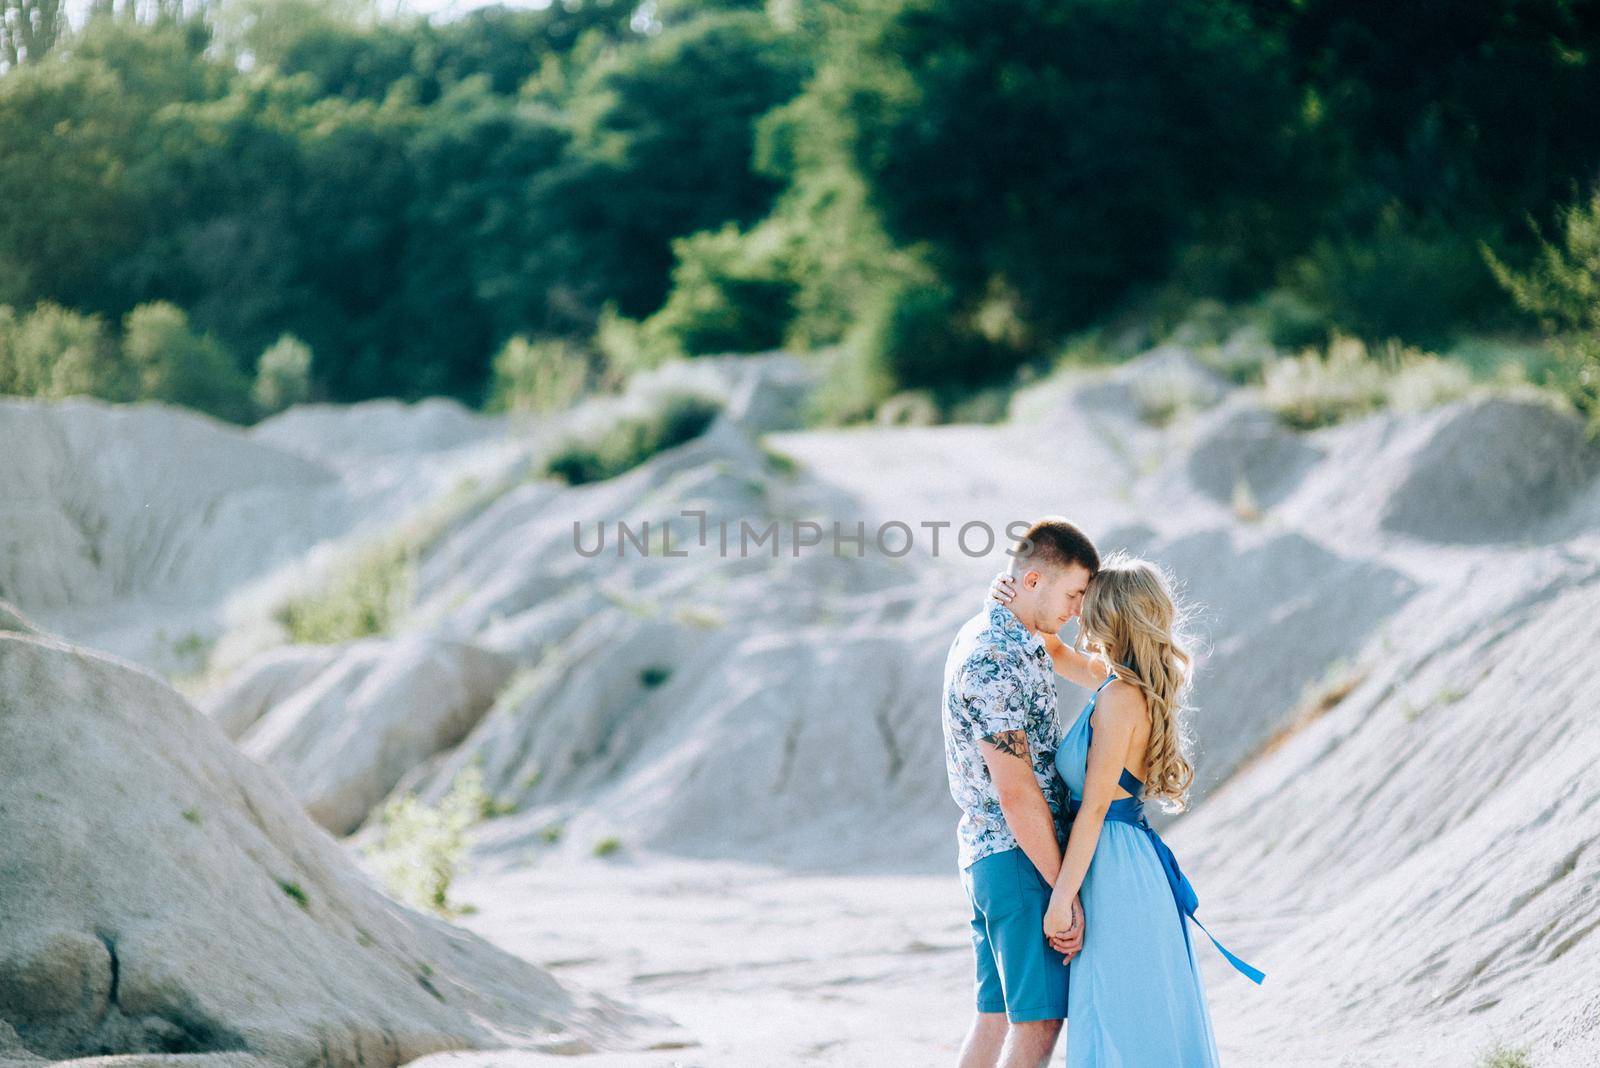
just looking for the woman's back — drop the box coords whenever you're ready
[1054,679,1223,1068]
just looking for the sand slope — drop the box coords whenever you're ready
[0,628,646,1066]
[4,350,1600,1064]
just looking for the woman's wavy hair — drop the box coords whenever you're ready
[1077,553,1198,813]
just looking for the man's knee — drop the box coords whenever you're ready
[1008,1017,1063,1036]
[969,1010,1008,1034]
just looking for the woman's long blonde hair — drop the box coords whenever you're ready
[1078,554,1197,813]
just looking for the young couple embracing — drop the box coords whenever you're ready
[942,518,1263,1068]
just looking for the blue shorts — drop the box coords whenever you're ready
[961,847,1069,1022]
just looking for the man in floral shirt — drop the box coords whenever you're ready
[943,517,1099,1068]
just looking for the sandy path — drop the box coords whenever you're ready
[408,855,1365,1068]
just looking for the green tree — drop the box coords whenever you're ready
[643,222,798,356]
[1488,192,1600,432]
[121,301,251,421]
[0,301,128,399]
[1260,0,1600,342]
[397,77,572,396]
[553,11,812,322]
[838,0,1298,343]
[0,59,147,312]
[252,332,312,414]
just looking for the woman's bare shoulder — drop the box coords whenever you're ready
[1100,679,1151,725]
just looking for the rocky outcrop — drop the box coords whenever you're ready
[236,637,517,835]
[0,633,633,1066]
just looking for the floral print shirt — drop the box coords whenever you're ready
[941,600,1066,869]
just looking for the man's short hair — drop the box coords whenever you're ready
[1011,517,1099,575]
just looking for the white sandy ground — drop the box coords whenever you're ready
[401,850,1469,1068]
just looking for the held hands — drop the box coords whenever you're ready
[1043,893,1085,962]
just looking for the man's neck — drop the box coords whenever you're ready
[1000,598,1040,635]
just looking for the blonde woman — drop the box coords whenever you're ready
[991,554,1261,1067]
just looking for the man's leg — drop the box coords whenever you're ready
[998,1018,1062,1068]
[957,1011,1008,1068]
[986,851,1070,1068]
[959,857,1009,1067]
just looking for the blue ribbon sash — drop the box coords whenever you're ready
[1069,794,1266,985]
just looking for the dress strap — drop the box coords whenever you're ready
[1116,767,1144,795]
[1093,674,1116,695]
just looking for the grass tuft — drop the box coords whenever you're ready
[277,879,310,911]
[1475,1044,1533,1068]
[1264,335,1472,430]
[367,766,490,916]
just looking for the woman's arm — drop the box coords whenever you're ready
[1041,631,1113,690]
[988,572,1110,688]
[1042,682,1143,938]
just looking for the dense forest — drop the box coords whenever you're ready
[3,0,1600,424]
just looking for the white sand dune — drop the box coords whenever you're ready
[0,626,657,1066]
[4,350,1599,1065]
[0,396,518,674]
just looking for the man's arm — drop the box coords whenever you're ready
[956,647,1068,884]
[977,729,1063,882]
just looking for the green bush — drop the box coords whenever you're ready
[122,302,253,423]
[1163,299,1238,349]
[806,341,896,426]
[487,335,589,414]
[1473,1044,1532,1068]
[544,392,722,485]
[252,333,313,415]
[1291,209,1497,350]
[1252,289,1330,351]
[593,303,675,381]
[645,222,798,357]
[1487,191,1600,435]
[0,302,128,400]
[367,766,489,915]
[1445,338,1560,386]
[275,535,415,644]
[1201,326,1277,385]
[1264,336,1472,430]
[944,386,1013,425]
[864,279,1019,397]
[875,389,940,427]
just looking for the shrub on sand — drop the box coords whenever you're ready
[875,390,939,426]
[1264,335,1471,430]
[253,333,313,415]
[367,766,489,915]
[544,392,722,485]
[275,535,415,644]
[487,335,589,414]
[122,302,253,423]
[1473,1044,1532,1068]
[0,302,129,400]
[1487,190,1600,435]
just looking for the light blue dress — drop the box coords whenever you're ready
[1054,677,1264,1067]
